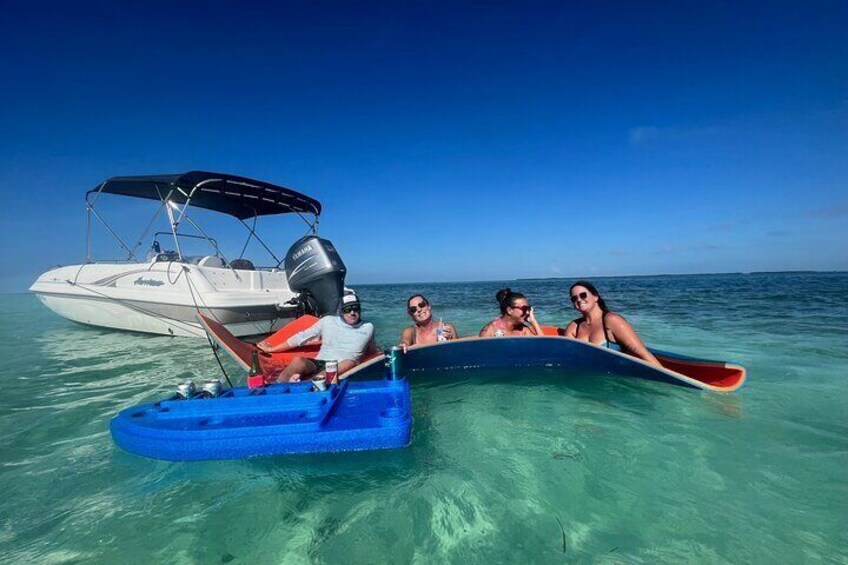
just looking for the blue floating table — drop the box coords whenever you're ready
[110,378,412,461]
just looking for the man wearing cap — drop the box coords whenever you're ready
[257,293,375,383]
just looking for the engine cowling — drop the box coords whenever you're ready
[283,236,347,316]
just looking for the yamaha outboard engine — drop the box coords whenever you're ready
[284,236,347,316]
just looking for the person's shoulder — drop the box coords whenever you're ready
[603,312,629,327]
[483,318,501,328]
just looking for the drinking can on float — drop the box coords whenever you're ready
[385,346,403,380]
[177,381,195,400]
[436,318,447,341]
[325,360,338,384]
[201,379,222,398]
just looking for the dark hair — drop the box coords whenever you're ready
[569,280,609,313]
[495,288,527,315]
[407,294,429,307]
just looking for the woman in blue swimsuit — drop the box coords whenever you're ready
[561,280,662,368]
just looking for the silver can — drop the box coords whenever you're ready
[201,379,222,398]
[177,380,196,400]
[385,346,403,380]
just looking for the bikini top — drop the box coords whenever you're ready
[569,313,613,348]
[488,317,534,337]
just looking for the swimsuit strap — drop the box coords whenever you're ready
[573,318,583,337]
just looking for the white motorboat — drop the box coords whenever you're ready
[30,171,350,337]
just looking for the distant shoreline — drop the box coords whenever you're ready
[348,270,846,287]
[514,270,842,282]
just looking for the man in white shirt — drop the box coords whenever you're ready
[257,294,375,383]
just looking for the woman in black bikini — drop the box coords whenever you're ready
[562,280,662,367]
[399,294,459,349]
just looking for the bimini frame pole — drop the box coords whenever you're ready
[85,190,137,261]
[164,200,183,260]
[86,199,92,263]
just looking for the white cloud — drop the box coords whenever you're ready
[628,126,663,144]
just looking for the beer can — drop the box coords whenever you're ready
[201,379,222,398]
[325,360,338,384]
[385,346,404,380]
[177,380,195,400]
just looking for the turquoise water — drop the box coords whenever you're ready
[1,273,847,563]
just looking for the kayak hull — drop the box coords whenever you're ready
[110,378,412,461]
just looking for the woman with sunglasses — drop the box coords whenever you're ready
[479,288,543,337]
[400,294,459,349]
[562,280,661,367]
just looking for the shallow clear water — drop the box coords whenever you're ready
[1,273,847,563]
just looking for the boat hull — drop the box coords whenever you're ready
[110,378,413,460]
[31,263,296,337]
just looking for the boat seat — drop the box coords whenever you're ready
[155,251,180,262]
[229,258,255,271]
[198,255,226,268]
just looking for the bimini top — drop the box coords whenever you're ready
[88,171,322,220]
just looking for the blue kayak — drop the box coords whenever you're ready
[110,377,412,461]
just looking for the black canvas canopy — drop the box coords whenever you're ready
[88,171,322,220]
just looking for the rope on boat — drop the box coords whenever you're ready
[61,262,284,390]
[182,266,234,389]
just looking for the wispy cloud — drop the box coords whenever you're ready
[609,249,629,257]
[628,124,721,145]
[711,222,736,233]
[550,265,561,274]
[653,243,724,255]
[690,243,724,251]
[805,203,848,219]
[628,127,663,144]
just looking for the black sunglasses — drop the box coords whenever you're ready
[510,304,531,314]
[570,291,589,304]
[407,301,429,314]
[342,306,360,314]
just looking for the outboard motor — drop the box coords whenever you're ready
[284,236,347,316]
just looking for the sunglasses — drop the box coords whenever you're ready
[342,306,360,314]
[510,304,531,314]
[570,291,589,304]
[407,301,429,315]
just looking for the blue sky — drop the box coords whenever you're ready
[1,1,846,291]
